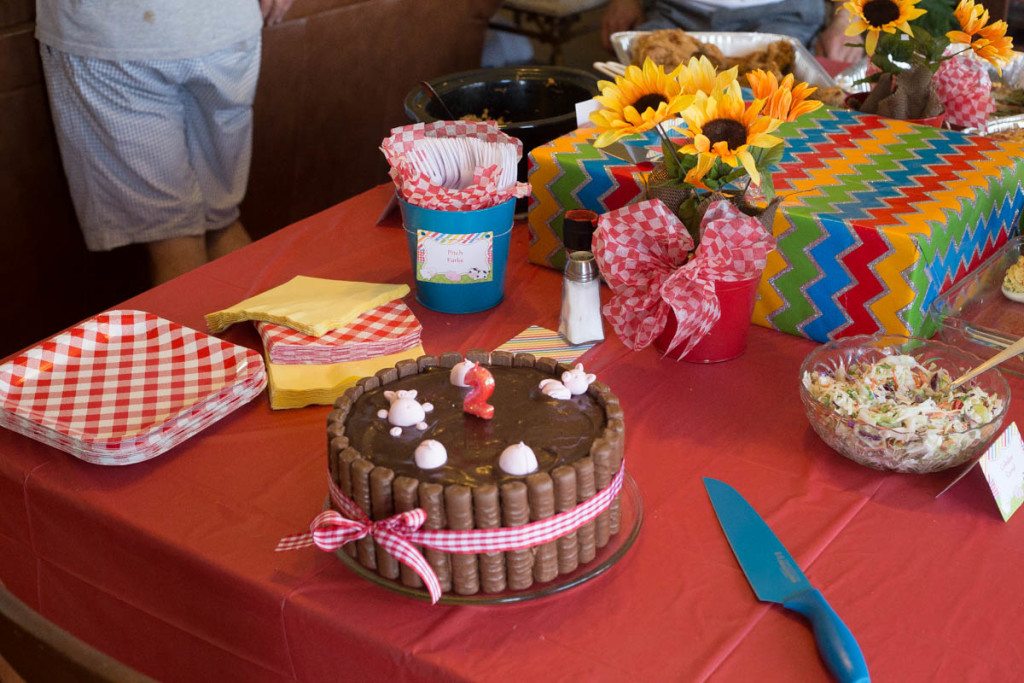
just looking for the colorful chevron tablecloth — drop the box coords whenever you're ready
[527,109,1024,342]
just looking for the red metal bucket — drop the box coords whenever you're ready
[653,277,759,363]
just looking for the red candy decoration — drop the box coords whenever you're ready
[462,363,495,420]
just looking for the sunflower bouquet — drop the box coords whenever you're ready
[839,0,1014,121]
[589,56,822,243]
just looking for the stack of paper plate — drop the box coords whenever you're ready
[0,310,266,465]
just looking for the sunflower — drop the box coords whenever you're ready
[840,0,927,55]
[589,58,694,148]
[947,0,1014,72]
[676,55,738,97]
[678,82,783,188]
[745,70,823,122]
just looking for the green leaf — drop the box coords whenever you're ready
[677,153,698,175]
[721,167,748,185]
[758,141,785,171]
[759,173,776,202]
[678,194,703,245]
[661,137,680,175]
[703,161,728,191]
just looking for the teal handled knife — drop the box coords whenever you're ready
[704,478,870,683]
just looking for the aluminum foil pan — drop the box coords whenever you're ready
[609,30,837,91]
[962,112,1024,137]
[832,58,872,94]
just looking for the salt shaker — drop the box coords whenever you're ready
[559,251,604,345]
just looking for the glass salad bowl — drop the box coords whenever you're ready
[798,334,1011,473]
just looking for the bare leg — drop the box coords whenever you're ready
[147,234,207,285]
[206,220,251,260]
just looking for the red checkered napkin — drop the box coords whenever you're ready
[0,310,266,465]
[256,300,422,365]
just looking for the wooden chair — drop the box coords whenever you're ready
[0,583,153,683]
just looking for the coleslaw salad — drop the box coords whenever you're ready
[802,351,1005,471]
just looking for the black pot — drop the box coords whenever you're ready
[404,66,600,189]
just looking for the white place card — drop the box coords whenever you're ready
[978,422,1024,521]
[938,422,1024,521]
[575,98,600,128]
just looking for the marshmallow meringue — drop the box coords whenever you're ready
[414,440,448,470]
[498,442,538,476]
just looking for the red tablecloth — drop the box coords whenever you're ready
[3,185,1023,681]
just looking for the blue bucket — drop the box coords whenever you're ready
[399,198,515,313]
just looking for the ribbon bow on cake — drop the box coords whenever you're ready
[593,199,775,358]
[277,463,626,603]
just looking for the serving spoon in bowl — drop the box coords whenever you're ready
[950,335,1024,389]
[419,80,456,120]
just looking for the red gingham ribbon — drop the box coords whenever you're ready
[380,121,530,211]
[277,461,626,603]
[593,199,774,357]
[934,55,995,128]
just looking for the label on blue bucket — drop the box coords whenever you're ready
[416,229,493,284]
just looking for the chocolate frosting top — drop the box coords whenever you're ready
[345,366,607,486]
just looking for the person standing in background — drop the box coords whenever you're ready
[816,0,957,64]
[601,0,827,50]
[36,0,292,285]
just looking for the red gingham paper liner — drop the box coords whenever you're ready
[257,300,422,365]
[934,55,995,128]
[0,310,267,465]
[380,121,530,211]
[593,199,774,358]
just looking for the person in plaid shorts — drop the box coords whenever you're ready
[36,0,292,285]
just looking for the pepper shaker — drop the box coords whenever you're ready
[559,251,604,345]
[562,209,599,255]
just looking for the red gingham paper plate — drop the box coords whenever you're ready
[0,310,267,465]
[257,299,422,365]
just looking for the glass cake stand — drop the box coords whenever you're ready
[333,471,643,604]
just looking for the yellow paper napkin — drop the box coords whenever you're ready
[205,276,410,337]
[265,345,425,410]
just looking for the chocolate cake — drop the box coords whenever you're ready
[326,349,625,597]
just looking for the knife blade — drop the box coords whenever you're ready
[704,478,870,683]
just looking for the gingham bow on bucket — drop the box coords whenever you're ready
[593,198,775,357]
[277,462,626,603]
[934,55,995,128]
